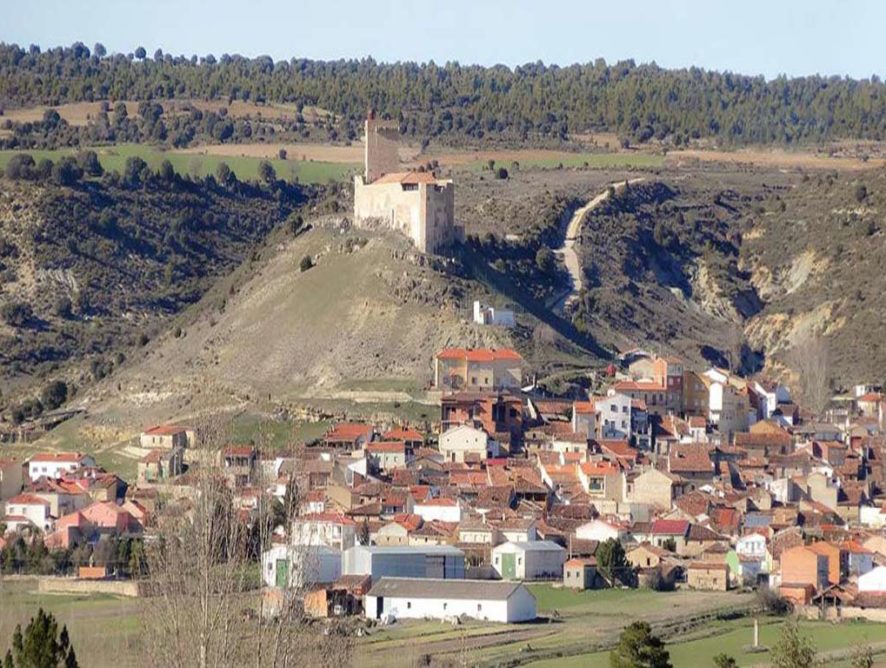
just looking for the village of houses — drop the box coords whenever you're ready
[3,345,886,628]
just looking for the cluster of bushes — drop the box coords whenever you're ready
[4,149,102,185]
[1,98,334,151]
[0,533,147,578]
[3,380,69,424]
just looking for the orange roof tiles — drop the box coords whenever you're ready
[382,428,424,442]
[435,348,523,362]
[142,425,188,436]
[366,441,406,453]
[372,171,440,185]
[6,493,50,506]
[29,452,89,463]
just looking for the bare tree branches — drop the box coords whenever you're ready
[141,417,351,668]
[788,330,831,416]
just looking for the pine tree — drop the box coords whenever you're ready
[610,621,672,668]
[4,608,78,667]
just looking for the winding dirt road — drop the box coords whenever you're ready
[552,179,645,313]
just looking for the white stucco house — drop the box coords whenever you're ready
[365,577,537,623]
[438,424,499,464]
[290,513,357,551]
[491,541,566,581]
[414,498,462,523]
[858,566,886,592]
[2,493,53,532]
[27,453,96,481]
[575,519,629,543]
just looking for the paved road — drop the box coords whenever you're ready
[552,178,645,313]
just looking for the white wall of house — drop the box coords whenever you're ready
[491,541,566,580]
[3,500,51,531]
[291,519,356,551]
[414,502,461,523]
[439,425,494,464]
[859,506,886,528]
[859,566,886,592]
[736,534,767,559]
[575,519,625,542]
[599,393,633,439]
[366,585,535,623]
[27,456,95,481]
[261,545,341,587]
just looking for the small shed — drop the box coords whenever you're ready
[492,541,566,581]
[262,544,342,588]
[365,577,537,623]
[563,558,597,589]
[686,561,729,591]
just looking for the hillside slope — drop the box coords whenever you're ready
[0,176,305,399]
[741,169,886,386]
[84,222,518,422]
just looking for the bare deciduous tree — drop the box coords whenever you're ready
[141,418,351,668]
[787,331,831,416]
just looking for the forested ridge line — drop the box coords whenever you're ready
[1,42,885,146]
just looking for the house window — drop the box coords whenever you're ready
[517,558,522,565]
[477,604,482,612]
[407,601,411,609]
[443,603,448,611]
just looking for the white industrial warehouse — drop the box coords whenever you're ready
[365,577,538,623]
[342,545,465,580]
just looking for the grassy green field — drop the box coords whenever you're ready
[0,144,358,184]
[0,579,143,666]
[526,617,886,667]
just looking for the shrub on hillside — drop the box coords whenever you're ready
[299,255,313,272]
[0,301,33,327]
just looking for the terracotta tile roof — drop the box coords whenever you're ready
[373,170,440,185]
[565,557,597,567]
[688,561,728,571]
[223,445,255,457]
[580,461,619,476]
[297,512,356,526]
[29,452,89,463]
[435,347,523,362]
[142,424,188,436]
[367,441,406,454]
[735,431,792,448]
[325,422,374,441]
[651,519,690,536]
[554,432,589,444]
[6,493,50,506]
[613,380,666,392]
[382,428,424,442]
[573,401,596,415]
[668,444,713,473]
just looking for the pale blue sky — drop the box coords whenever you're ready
[3,0,884,80]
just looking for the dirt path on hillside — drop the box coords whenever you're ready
[552,179,644,313]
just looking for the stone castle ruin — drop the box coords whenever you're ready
[353,111,460,255]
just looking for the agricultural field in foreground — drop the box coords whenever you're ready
[0,143,357,183]
[361,585,757,667]
[0,579,143,667]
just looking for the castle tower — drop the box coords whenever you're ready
[363,109,399,183]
